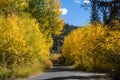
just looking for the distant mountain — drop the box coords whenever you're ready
[61,24,78,36]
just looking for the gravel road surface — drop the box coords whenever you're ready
[27,65,110,80]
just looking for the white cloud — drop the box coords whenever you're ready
[60,8,68,15]
[74,0,80,4]
[84,0,90,3]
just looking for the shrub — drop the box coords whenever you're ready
[62,24,120,78]
[0,14,52,79]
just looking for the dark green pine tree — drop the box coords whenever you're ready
[98,0,120,29]
[90,0,100,24]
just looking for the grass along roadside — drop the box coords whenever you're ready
[0,63,47,80]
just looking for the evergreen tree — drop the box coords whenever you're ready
[94,0,120,30]
[90,0,100,23]
[98,0,120,25]
[84,0,120,27]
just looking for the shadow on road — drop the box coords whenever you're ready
[44,65,107,80]
[46,65,73,72]
[27,65,109,80]
[42,75,105,80]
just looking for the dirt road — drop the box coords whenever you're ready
[27,65,110,80]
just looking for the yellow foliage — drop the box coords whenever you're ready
[0,0,28,15]
[62,23,120,72]
[0,14,52,79]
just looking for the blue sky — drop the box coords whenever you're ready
[60,0,91,26]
